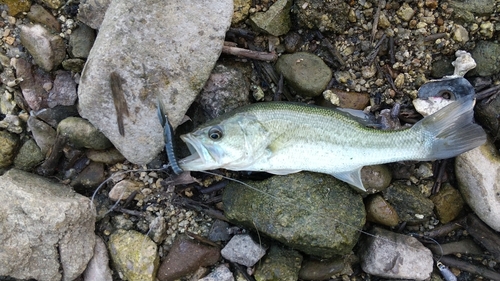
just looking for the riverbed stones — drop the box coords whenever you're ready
[455,138,500,232]
[77,0,232,165]
[20,24,66,72]
[275,52,332,97]
[223,172,365,258]
[0,169,95,281]
[108,229,159,281]
[249,0,292,36]
[359,227,433,280]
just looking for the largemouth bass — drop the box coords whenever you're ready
[178,99,486,191]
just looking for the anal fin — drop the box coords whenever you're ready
[331,168,366,192]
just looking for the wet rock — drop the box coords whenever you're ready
[157,234,220,281]
[0,169,96,281]
[70,161,106,192]
[1,0,31,16]
[0,130,19,168]
[199,62,252,119]
[108,179,144,201]
[77,0,232,165]
[108,229,159,281]
[62,58,86,72]
[69,23,96,58]
[33,105,80,128]
[57,117,112,150]
[14,58,51,111]
[275,52,332,97]
[476,94,500,140]
[0,114,23,134]
[48,71,77,108]
[208,219,231,242]
[430,183,464,224]
[223,172,366,258]
[359,227,433,280]
[221,234,266,267]
[14,138,45,171]
[295,0,349,33]
[27,4,61,33]
[360,164,392,192]
[382,182,434,223]
[77,0,112,29]
[83,236,113,281]
[27,115,56,155]
[232,0,251,24]
[299,255,355,281]
[20,24,66,72]
[249,0,292,36]
[86,148,126,164]
[365,194,399,227]
[469,41,500,76]
[198,264,233,281]
[430,57,455,78]
[254,245,302,281]
[455,138,500,231]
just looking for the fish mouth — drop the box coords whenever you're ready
[178,134,213,170]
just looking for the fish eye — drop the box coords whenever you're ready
[208,126,223,141]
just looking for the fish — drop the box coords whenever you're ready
[178,99,486,191]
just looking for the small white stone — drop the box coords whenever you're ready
[449,50,476,78]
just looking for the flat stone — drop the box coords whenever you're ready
[157,234,220,281]
[455,139,500,231]
[77,0,232,164]
[14,58,52,111]
[47,70,77,108]
[57,117,112,150]
[249,0,292,36]
[430,183,464,224]
[108,229,159,281]
[382,182,434,223]
[27,115,56,155]
[275,52,332,97]
[14,139,45,171]
[77,0,112,29]
[254,245,302,281]
[359,227,433,280]
[223,172,365,258]
[83,236,113,281]
[0,130,19,168]
[27,4,61,33]
[20,24,66,72]
[221,234,266,267]
[69,23,96,58]
[0,169,96,281]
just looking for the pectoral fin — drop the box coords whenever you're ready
[331,169,366,192]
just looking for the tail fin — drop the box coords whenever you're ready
[413,98,486,161]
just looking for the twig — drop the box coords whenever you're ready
[476,85,500,101]
[439,256,500,280]
[222,44,277,61]
[315,31,345,66]
[110,71,129,136]
[366,33,387,65]
[465,214,500,262]
[423,217,466,238]
[371,0,385,43]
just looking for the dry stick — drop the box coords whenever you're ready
[315,31,346,66]
[109,71,129,136]
[366,33,387,65]
[465,214,500,262]
[439,256,500,280]
[476,84,500,101]
[423,217,466,238]
[222,44,277,62]
[371,0,385,43]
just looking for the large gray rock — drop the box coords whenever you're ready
[223,172,365,258]
[78,0,233,164]
[0,169,96,281]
